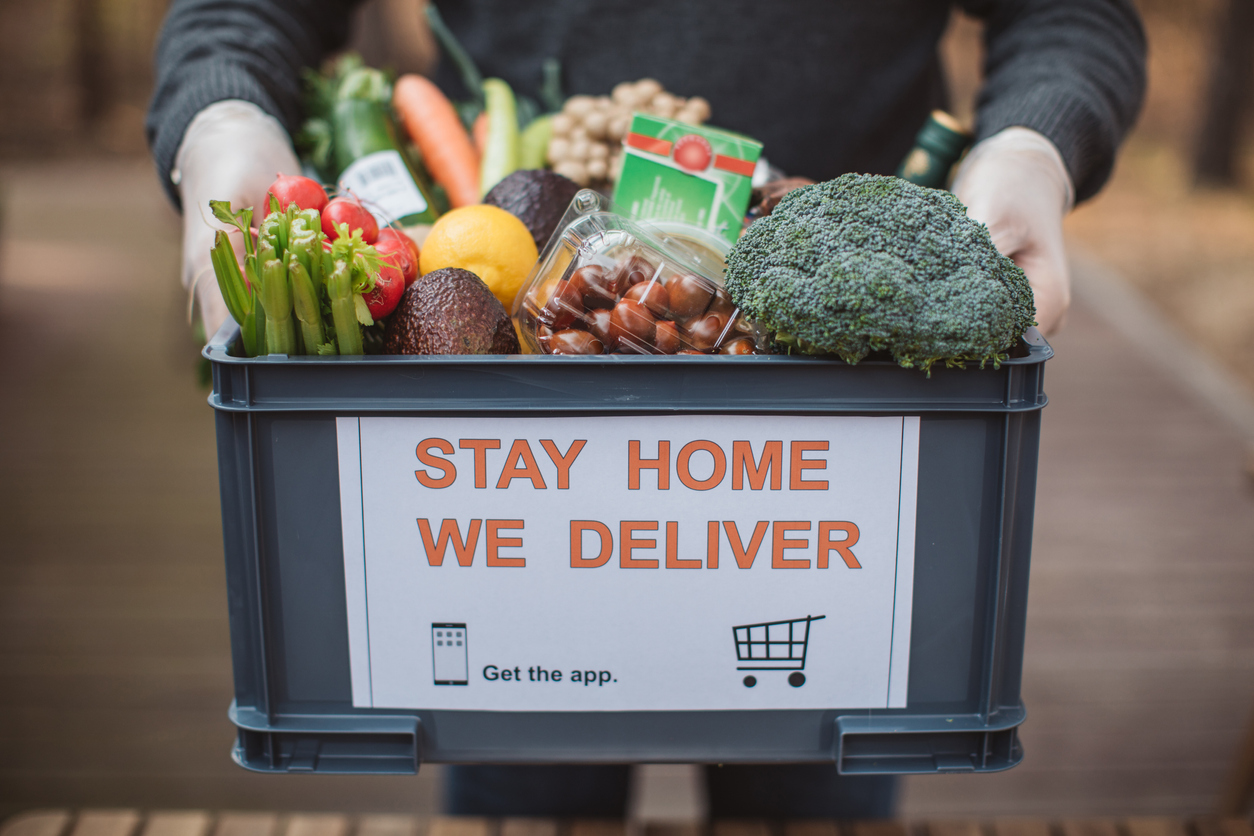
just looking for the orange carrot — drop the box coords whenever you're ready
[393,74,480,208]
[472,111,490,160]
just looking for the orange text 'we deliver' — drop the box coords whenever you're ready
[412,436,862,571]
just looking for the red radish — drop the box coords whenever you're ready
[267,174,328,212]
[376,228,420,286]
[322,197,379,243]
[377,227,420,262]
[363,263,405,319]
[375,239,417,287]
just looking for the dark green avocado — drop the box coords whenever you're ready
[383,268,520,355]
[483,169,581,252]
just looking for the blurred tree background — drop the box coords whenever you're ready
[0,0,166,156]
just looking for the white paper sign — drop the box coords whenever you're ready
[338,415,919,712]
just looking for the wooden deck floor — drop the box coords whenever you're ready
[1,160,1253,817]
[3,810,1254,836]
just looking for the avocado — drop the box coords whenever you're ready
[383,268,520,355]
[483,169,582,252]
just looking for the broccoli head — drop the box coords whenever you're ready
[724,173,1036,371]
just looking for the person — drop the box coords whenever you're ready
[147,0,1146,816]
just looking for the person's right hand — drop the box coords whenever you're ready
[173,100,301,340]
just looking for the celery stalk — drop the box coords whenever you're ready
[210,232,251,325]
[258,213,287,259]
[257,247,297,356]
[245,307,266,358]
[289,212,324,283]
[209,199,260,288]
[326,259,364,355]
[287,251,327,354]
[209,231,263,357]
[324,226,379,356]
[288,211,329,354]
[208,200,269,356]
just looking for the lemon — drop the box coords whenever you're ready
[419,205,539,310]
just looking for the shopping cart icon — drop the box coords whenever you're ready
[732,614,826,688]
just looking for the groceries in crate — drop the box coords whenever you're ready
[724,173,1035,372]
[212,42,1029,365]
[514,191,761,356]
[208,176,429,357]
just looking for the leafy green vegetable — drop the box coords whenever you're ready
[724,173,1036,372]
[208,198,384,357]
[298,54,394,181]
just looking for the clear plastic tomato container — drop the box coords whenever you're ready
[512,190,761,356]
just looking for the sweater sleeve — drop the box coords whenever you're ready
[958,0,1147,203]
[146,0,360,209]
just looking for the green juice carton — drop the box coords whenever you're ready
[612,114,763,247]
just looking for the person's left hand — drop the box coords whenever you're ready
[952,127,1074,335]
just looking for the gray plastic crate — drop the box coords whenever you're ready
[205,321,1050,776]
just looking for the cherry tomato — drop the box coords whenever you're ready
[363,263,405,319]
[267,175,328,213]
[322,197,379,243]
[375,228,420,286]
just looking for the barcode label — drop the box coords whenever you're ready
[338,150,428,224]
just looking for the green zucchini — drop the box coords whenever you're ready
[332,98,440,226]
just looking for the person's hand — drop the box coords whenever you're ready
[174,100,301,340]
[952,127,1074,335]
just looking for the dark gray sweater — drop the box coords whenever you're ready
[147,0,1145,210]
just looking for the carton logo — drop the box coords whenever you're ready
[673,135,713,174]
[623,131,757,179]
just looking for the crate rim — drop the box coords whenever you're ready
[203,320,1053,370]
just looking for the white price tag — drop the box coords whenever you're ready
[338,149,428,224]
[338,414,919,712]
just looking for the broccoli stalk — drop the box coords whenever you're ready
[724,173,1036,373]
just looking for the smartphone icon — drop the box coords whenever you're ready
[432,623,468,685]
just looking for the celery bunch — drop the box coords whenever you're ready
[207,198,380,357]
[208,202,265,356]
